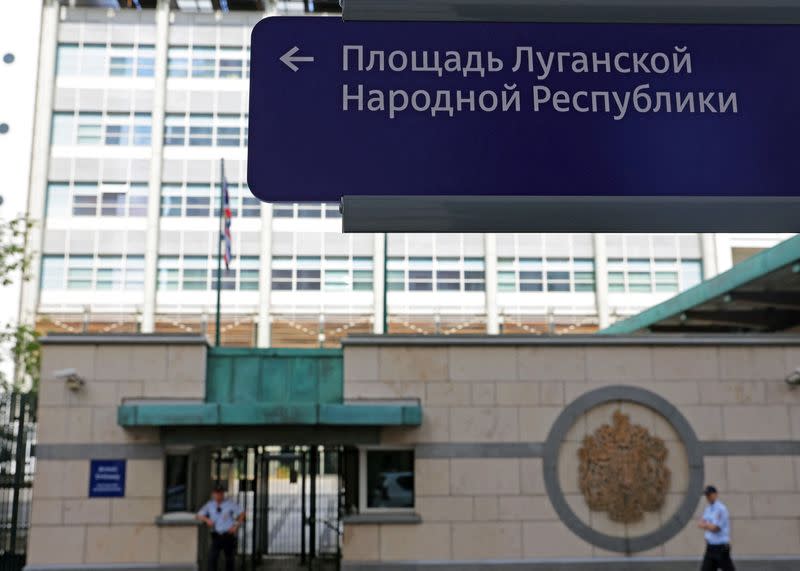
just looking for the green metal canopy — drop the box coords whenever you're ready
[600,235,800,334]
[118,348,421,428]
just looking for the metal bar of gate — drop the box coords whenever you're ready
[250,449,257,571]
[8,395,27,562]
[300,451,306,563]
[309,446,317,564]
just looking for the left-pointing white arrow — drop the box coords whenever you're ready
[280,46,314,72]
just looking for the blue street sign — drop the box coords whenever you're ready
[89,459,126,498]
[247,17,800,202]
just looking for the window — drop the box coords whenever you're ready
[164,454,190,513]
[46,182,148,218]
[271,257,293,290]
[156,255,260,291]
[51,112,151,147]
[56,42,157,78]
[270,256,373,292]
[496,257,595,293]
[271,203,344,220]
[40,255,65,290]
[160,182,258,218]
[164,113,248,148]
[388,256,485,292]
[607,257,702,293]
[41,254,147,291]
[167,44,248,79]
[360,448,414,511]
[296,257,321,291]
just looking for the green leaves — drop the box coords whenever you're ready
[0,324,40,394]
[0,216,33,287]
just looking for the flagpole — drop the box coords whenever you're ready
[214,158,224,347]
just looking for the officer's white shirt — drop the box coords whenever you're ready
[198,498,244,534]
[702,500,731,545]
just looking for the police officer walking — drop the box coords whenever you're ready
[698,485,735,571]
[196,484,245,571]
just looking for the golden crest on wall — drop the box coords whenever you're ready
[578,410,671,524]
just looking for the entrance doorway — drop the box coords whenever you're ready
[210,446,341,571]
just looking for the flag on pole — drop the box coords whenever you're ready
[221,173,233,270]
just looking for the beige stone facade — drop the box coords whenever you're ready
[27,337,205,569]
[341,339,800,566]
[24,334,800,570]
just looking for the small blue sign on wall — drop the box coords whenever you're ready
[89,459,126,498]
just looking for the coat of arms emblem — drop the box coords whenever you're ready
[578,410,671,524]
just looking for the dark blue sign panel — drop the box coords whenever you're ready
[89,459,126,498]
[248,18,800,202]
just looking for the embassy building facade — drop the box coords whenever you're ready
[12,2,800,571]
[15,0,793,350]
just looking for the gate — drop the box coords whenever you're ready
[0,394,36,571]
[213,446,341,571]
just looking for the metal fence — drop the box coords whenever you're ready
[0,394,36,571]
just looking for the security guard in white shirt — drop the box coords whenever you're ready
[196,484,245,571]
[698,485,735,571]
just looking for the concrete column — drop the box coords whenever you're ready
[713,233,733,275]
[257,203,273,347]
[484,233,499,334]
[18,0,59,326]
[592,233,610,329]
[700,233,718,279]
[141,0,170,333]
[372,233,386,334]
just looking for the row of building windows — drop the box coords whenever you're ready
[273,203,342,219]
[498,258,595,293]
[271,256,374,292]
[387,257,486,292]
[161,182,260,218]
[55,43,253,80]
[157,255,259,291]
[608,258,702,293]
[167,45,250,79]
[38,254,704,294]
[41,254,145,290]
[52,111,151,146]
[164,113,248,147]
[46,182,148,218]
[56,43,156,78]
[45,181,261,219]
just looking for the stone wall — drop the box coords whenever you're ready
[341,338,800,566]
[27,336,206,570]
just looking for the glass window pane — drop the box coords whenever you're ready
[366,450,414,509]
[46,183,70,217]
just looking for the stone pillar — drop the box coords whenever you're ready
[592,233,610,329]
[141,0,170,333]
[18,0,59,325]
[372,233,386,334]
[257,203,273,347]
[484,233,499,335]
[700,233,718,279]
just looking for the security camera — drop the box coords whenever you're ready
[786,368,800,386]
[54,368,85,391]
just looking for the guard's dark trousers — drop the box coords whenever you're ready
[701,543,735,571]
[209,532,236,571]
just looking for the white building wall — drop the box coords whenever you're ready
[19,4,795,345]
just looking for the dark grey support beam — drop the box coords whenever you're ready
[681,309,800,330]
[342,0,800,23]
[724,292,800,311]
[341,196,800,233]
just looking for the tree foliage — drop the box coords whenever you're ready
[0,324,40,394]
[0,216,38,393]
[0,216,32,286]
